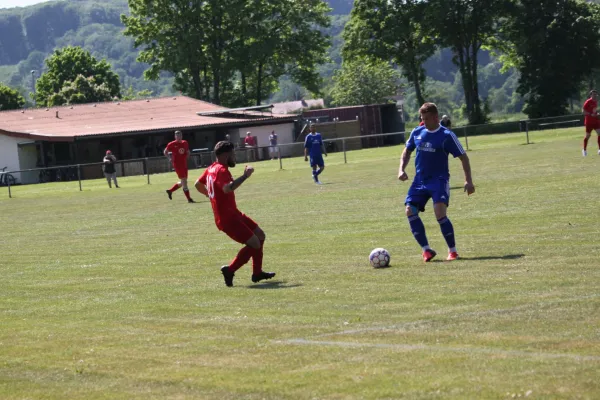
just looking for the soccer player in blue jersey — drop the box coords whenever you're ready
[304,124,328,184]
[399,103,475,262]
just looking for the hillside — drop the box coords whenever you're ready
[0,0,519,117]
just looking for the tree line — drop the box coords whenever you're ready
[3,0,600,124]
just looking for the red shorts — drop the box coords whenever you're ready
[174,165,188,179]
[585,119,600,133]
[220,213,258,244]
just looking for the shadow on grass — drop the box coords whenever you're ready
[247,281,303,289]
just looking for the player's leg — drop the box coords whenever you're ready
[405,182,435,262]
[104,173,112,188]
[179,175,194,203]
[166,173,181,199]
[219,219,257,287]
[431,180,457,260]
[583,126,592,156]
[595,128,600,155]
[112,173,119,188]
[240,216,276,282]
[310,158,319,183]
[315,158,325,182]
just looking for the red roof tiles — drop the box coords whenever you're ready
[0,96,294,142]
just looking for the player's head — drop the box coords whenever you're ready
[590,90,598,100]
[310,124,316,134]
[419,102,440,129]
[174,130,183,141]
[106,150,112,155]
[246,131,251,137]
[214,141,236,167]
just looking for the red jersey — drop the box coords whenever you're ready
[166,140,189,167]
[583,98,598,125]
[198,162,240,229]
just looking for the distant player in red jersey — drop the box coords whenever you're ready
[164,130,195,203]
[195,141,276,287]
[582,89,600,157]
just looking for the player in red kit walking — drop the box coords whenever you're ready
[582,90,600,157]
[195,141,276,287]
[164,130,195,203]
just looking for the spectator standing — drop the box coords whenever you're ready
[103,150,119,188]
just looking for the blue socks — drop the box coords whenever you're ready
[408,215,429,250]
[438,217,456,250]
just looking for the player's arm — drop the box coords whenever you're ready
[195,171,209,197]
[163,145,171,161]
[458,154,475,195]
[195,181,209,197]
[304,137,309,161]
[223,166,254,194]
[398,147,412,181]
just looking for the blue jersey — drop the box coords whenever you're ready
[304,133,324,157]
[406,125,465,181]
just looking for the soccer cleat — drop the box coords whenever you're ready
[166,190,173,200]
[221,265,234,287]
[251,271,276,283]
[188,198,196,203]
[422,249,437,263]
[315,180,322,185]
[583,150,588,157]
[447,251,459,261]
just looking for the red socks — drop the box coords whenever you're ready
[251,240,265,274]
[168,183,181,193]
[229,241,264,274]
[229,246,254,272]
[183,189,191,201]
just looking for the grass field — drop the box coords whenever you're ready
[1,127,599,399]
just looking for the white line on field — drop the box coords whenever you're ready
[275,339,600,362]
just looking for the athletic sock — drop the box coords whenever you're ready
[229,246,253,272]
[169,183,181,193]
[584,137,589,151]
[183,189,191,200]
[438,217,456,250]
[316,168,323,176]
[408,215,429,250]
[251,240,265,275]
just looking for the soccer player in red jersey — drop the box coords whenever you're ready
[164,130,195,203]
[195,141,276,287]
[582,89,600,157]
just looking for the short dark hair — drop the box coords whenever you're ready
[590,90,598,96]
[419,102,438,115]
[174,130,182,135]
[214,141,234,155]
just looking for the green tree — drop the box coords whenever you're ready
[122,0,330,107]
[47,74,114,106]
[35,46,121,106]
[0,83,25,111]
[331,57,401,106]
[427,0,510,124]
[343,0,435,106]
[493,0,600,118]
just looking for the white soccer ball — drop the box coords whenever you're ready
[369,248,391,268]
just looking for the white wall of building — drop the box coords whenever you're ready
[0,134,22,183]
[237,123,295,158]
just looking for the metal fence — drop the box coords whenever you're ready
[0,113,585,198]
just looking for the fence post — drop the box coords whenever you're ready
[278,148,283,170]
[343,139,347,164]
[526,120,530,144]
[77,164,82,191]
[463,127,469,151]
[145,158,150,184]
[7,178,12,198]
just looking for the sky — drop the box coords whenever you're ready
[0,0,53,9]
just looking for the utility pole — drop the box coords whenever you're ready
[31,70,37,107]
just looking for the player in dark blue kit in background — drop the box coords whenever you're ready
[398,102,475,262]
[304,124,328,184]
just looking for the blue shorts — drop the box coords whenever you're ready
[310,155,324,168]
[405,178,450,211]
